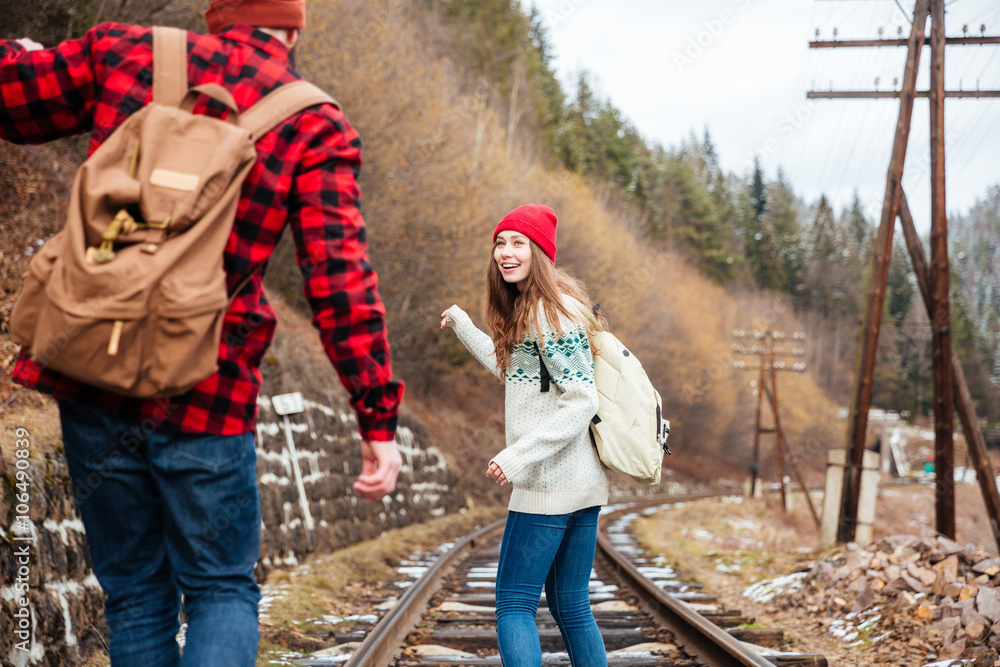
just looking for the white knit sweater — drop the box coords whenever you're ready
[444,302,609,515]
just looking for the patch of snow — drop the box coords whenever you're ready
[742,571,807,603]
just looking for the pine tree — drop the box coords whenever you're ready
[763,170,805,295]
[806,195,840,314]
[742,159,774,288]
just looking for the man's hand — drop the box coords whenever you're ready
[353,439,402,501]
[15,38,44,52]
[486,461,507,485]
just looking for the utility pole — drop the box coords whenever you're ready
[928,0,955,540]
[898,191,1000,551]
[732,329,819,527]
[808,1,1000,550]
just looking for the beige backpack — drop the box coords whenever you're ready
[9,27,338,397]
[566,297,671,485]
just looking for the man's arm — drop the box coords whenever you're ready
[287,107,404,498]
[0,26,109,143]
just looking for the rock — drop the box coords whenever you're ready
[959,545,980,566]
[871,577,886,592]
[959,585,979,602]
[313,643,361,657]
[915,605,939,622]
[846,550,872,572]
[852,586,876,612]
[919,569,938,588]
[894,545,920,563]
[964,622,986,643]
[962,606,989,628]
[885,564,902,582]
[927,548,946,563]
[892,591,918,613]
[928,616,963,645]
[916,537,937,554]
[972,549,994,564]
[976,587,1000,623]
[941,598,975,620]
[933,554,960,578]
[848,576,867,593]
[932,569,951,596]
[971,574,991,585]
[940,637,966,658]
[973,558,1000,577]
[942,581,964,598]
[884,573,929,595]
[403,645,478,658]
[938,536,963,555]
[810,561,835,580]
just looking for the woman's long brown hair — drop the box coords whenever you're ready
[485,240,605,377]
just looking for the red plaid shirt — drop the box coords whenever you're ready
[0,23,403,441]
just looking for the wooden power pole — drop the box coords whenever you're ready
[733,330,819,527]
[808,0,1000,549]
[928,0,955,539]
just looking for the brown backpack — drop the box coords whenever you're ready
[9,27,338,398]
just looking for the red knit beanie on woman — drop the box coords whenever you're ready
[493,205,558,264]
[206,0,306,34]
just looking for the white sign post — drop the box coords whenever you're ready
[271,392,315,549]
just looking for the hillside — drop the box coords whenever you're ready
[6,0,998,499]
[0,0,877,495]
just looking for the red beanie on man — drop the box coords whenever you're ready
[493,205,558,264]
[206,0,306,34]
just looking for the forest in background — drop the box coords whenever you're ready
[405,0,1000,435]
[0,0,997,486]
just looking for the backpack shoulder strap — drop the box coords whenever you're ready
[152,26,189,107]
[239,80,340,142]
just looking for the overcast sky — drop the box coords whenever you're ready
[531,0,1000,233]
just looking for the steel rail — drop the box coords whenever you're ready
[597,498,778,667]
[342,492,790,667]
[342,517,506,667]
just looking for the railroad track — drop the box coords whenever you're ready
[294,496,827,667]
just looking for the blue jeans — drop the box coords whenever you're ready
[58,400,261,667]
[495,507,607,667]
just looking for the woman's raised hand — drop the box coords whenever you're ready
[440,310,449,329]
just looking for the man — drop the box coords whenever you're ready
[0,0,404,664]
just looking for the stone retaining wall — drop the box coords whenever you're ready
[0,396,463,666]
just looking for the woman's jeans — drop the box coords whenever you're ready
[58,400,261,667]
[495,507,607,667]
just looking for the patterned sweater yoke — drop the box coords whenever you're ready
[445,297,609,515]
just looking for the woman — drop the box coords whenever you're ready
[440,204,609,666]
